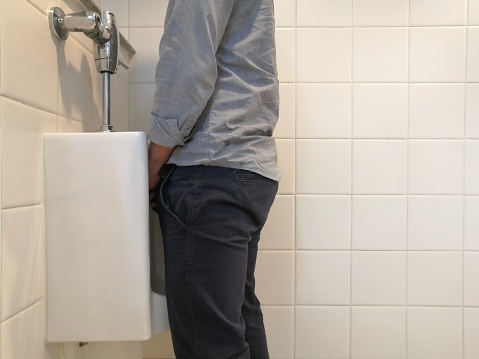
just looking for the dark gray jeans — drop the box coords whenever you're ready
[156,165,278,359]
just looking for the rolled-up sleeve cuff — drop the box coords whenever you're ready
[149,112,186,148]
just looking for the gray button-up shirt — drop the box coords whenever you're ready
[149,0,280,181]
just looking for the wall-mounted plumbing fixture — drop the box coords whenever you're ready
[49,7,128,132]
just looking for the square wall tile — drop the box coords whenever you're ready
[262,306,294,359]
[297,0,352,26]
[255,251,294,305]
[129,28,163,83]
[353,0,409,26]
[297,84,351,139]
[1,206,45,321]
[409,140,464,195]
[275,0,296,27]
[297,140,351,194]
[110,77,129,132]
[101,0,128,27]
[467,27,479,82]
[129,0,168,27]
[352,196,407,250]
[58,116,84,133]
[351,251,406,305]
[275,83,295,139]
[465,308,479,359]
[353,28,408,82]
[408,196,463,250]
[58,38,97,124]
[465,196,479,250]
[296,195,351,250]
[28,0,58,12]
[407,307,463,359]
[297,28,352,83]
[351,307,406,359]
[466,84,479,138]
[409,84,465,139]
[1,98,57,208]
[260,195,295,250]
[352,140,407,195]
[409,27,466,83]
[466,141,479,194]
[276,29,296,83]
[1,302,46,359]
[295,307,350,359]
[465,252,479,306]
[296,252,350,305]
[407,251,463,306]
[410,0,466,25]
[129,83,156,133]
[276,139,295,194]
[1,0,58,113]
[352,84,408,139]
[469,0,479,24]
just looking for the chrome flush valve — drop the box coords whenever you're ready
[49,7,128,132]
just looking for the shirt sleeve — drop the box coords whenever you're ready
[149,0,235,148]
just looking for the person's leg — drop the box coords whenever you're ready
[242,229,269,359]
[157,166,277,359]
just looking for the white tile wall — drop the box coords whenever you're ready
[350,307,406,359]
[296,252,350,305]
[409,140,464,194]
[297,0,352,27]
[407,307,463,359]
[352,84,408,139]
[408,196,464,250]
[409,84,465,138]
[465,196,479,250]
[296,195,351,250]
[297,84,351,138]
[295,307,350,359]
[407,252,463,306]
[466,84,479,137]
[352,140,407,194]
[352,27,408,83]
[353,0,408,27]
[351,251,406,305]
[409,27,466,83]
[465,252,479,306]
[297,28,352,83]
[296,140,351,194]
[410,0,467,26]
[352,195,407,250]
[1,206,45,321]
[465,308,479,359]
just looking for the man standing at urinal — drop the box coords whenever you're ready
[148,1,280,358]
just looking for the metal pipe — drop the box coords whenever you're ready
[101,72,113,132]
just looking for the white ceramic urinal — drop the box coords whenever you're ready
[44,132,166,342]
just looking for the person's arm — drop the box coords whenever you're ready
[148,0,236,148]
[148,142,174,193]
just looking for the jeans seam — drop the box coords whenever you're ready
[186,168,200,358]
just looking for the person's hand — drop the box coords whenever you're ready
[148,142,175,208]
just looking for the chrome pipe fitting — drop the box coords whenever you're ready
[49,7,110,44]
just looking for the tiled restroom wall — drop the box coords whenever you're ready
[0,0,136,357]
[115,0,479,358]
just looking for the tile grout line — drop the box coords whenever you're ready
[349,1,354,357]
[462,3,469,358]
[406,0,411,357]
[293,0,298,356]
